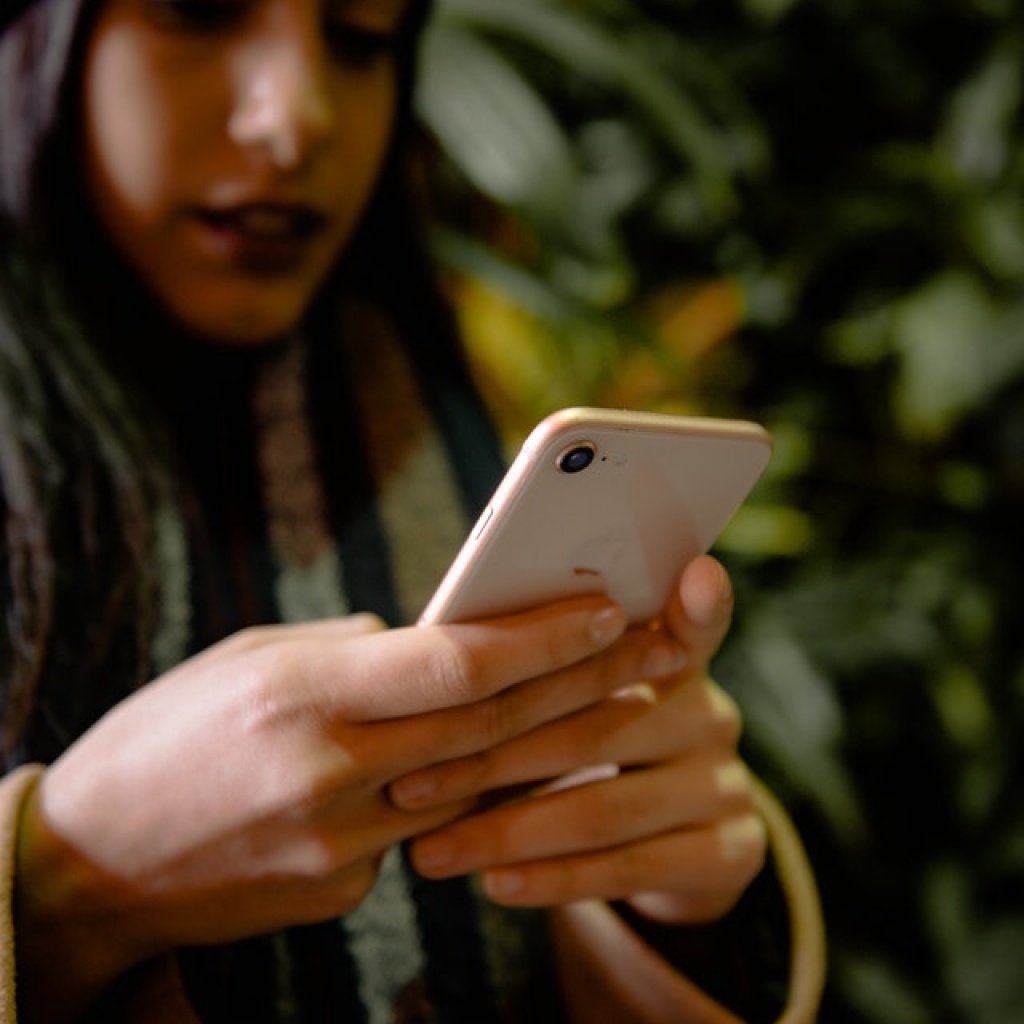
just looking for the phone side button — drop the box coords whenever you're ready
[472,506,494,539]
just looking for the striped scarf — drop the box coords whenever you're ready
[146,300,568,1024]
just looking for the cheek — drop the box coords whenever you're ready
[82,28,182,237]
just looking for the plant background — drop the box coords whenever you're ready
[417,1,1024,1021]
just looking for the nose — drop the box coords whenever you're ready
[228,23,334,170]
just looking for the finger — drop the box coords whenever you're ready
[391,676,740,810]
[663,555,734,665]
[385,627,687,799]
[408,756,755,880]
[320,793,481,861]
[311,597,629,721]
[479,813,766,922]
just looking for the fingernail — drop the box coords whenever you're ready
[537,762,620,794]
[643,643,687,680]
[686,559,732,625]
[718,815,765,862]
[590,606,627,647]
[708,685,739,723]
[414,835,456,872]
[483,869,525,900]
[714,762,751,798]
[390,774,436,809]
[613,682,658,705]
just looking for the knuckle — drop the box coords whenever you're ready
[238,651,310,731]
[225,623,279,651]
[350,611,387,632]
[237,671,289,734]
[428,630,489,702]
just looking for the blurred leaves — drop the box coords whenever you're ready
[417,0,1024,1021]
[418,0,766,310]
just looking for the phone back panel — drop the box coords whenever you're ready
[420,408,772,625]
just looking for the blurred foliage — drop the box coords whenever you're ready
[418,0,1024,1021]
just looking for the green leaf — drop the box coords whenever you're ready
[417,24,581,213]
[949,919,1024,1024]
[890,272,1024,440]
[432,0,738,215]
[724,619,865,840]
[938,36,1024,184]
[835,949,934,1024]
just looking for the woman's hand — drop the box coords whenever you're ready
[392,555,766,926]
[15,597,686,1022]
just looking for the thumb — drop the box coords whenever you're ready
[663,555,734,665]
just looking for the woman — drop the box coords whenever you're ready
[0,0,824,1021]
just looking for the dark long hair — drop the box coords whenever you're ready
[0,0,465,765]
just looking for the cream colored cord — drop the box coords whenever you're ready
[754,779,828,1024]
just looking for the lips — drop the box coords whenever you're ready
[192,202,329,271]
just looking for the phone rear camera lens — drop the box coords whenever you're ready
[557,443,596,474]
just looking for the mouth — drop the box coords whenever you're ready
[192,202,330,271]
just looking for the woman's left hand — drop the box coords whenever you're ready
[389,554,766,925]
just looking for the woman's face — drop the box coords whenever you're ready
[81,0,410,344]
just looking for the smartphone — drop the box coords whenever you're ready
[419,407,772,626]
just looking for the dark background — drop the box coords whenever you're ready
[418,1,1024,1020]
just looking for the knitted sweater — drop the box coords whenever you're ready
[0,302,825,1022]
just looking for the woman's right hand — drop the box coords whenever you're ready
[14,597,685,1022]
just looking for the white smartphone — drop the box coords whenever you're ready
[420,407,772,626]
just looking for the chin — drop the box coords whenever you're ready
[200,325,299,348]
[177,300,309,348]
